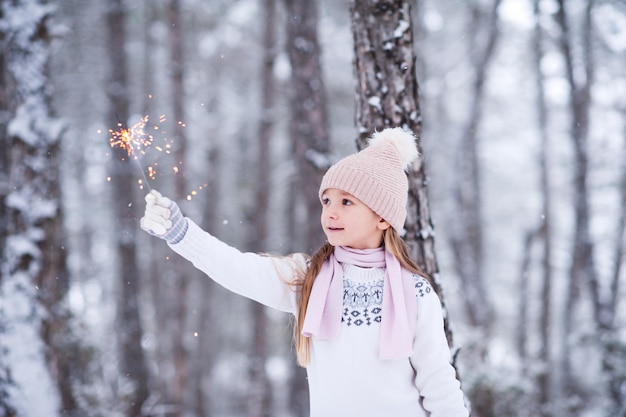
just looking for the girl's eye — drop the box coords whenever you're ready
[342,199,353,206]
[322,197,330,205]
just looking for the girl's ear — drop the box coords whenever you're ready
[377,218,391,231]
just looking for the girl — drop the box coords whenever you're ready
[141,127,469,417]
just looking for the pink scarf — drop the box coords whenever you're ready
[301,246,417,360]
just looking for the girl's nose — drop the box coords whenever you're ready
[324,205,338,219]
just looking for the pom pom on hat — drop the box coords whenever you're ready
[368,127,419,170]
[319,127,419,232]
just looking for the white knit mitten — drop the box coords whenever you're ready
[140,190,188,244]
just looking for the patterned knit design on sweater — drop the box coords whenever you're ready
[342,274,432,327]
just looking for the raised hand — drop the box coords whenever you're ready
[140,190,188,244]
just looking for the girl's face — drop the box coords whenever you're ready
[320,188,390,249]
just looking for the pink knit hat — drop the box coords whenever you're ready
[319,127,419,231]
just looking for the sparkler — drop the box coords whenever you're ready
[106,110,206,200]
[108,115,154,191]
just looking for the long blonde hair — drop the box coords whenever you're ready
[294,228,428,366]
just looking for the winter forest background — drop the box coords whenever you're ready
[0,0,625,416]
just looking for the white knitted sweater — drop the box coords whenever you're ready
[169,219,469,417]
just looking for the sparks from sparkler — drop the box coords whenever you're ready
[186,183,210,201]
[105,107,207,200]
[108,115,156,191]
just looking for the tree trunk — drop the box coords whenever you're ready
[182,29,223,415]
[594,101,626,417]
[106,1,150,415]
[554,1,596,408]
[141,0,157,117]
[347,0,456,348]
[0,0,79,415]
[283,0,331,254]
[282,0,330,413]
[516,229,534,368]
[531,1,555,413]
[188,146,221,417]
[247,0,277,415]
[0,10,14,413]
[602,115,626,413]
[0,0,8,288]
[449,0,501,334]
[166,1,190,414]
[139,1,171,411]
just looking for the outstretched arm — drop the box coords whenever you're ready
[140,190,306,313]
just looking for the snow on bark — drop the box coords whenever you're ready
[0,271,60,416]
[393,20,410,38]
[9,99,65,148]
[0,0,67,415]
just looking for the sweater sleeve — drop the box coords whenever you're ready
[410,278,469,417]
[167,218,306,314]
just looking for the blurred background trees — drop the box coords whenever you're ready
[0,0,625,416]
